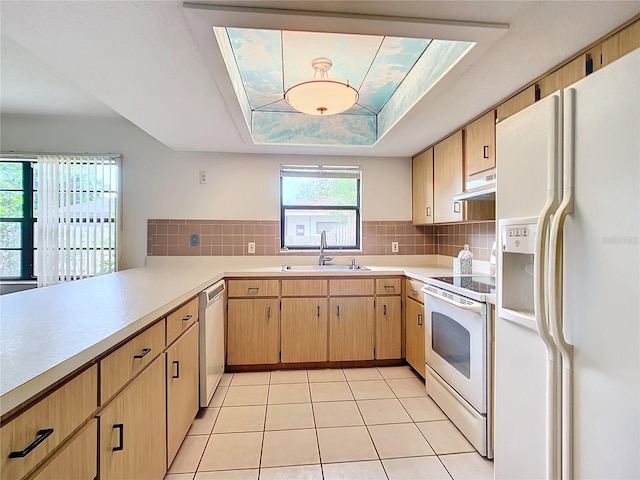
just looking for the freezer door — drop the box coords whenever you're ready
[496,92,561,221]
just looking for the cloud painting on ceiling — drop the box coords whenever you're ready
[214,27,473,146]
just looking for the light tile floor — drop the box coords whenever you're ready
[165,366,493,480]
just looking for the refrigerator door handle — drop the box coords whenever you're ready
[548,87,576,480]
[533,92,562,480]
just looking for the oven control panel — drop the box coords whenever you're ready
[502,223,537,254]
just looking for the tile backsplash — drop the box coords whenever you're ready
[147,220,495,261]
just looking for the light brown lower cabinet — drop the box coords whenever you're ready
[29,420,97,480]
[405,297,426,378]
[281,298,329,363]
[98,356,166,480]
[166,323,199,467]
[329,297,375,361]
[375,296,402,360]
[227,298,280,365]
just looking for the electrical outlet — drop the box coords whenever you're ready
[199,171,207,184]
[248,242,256,254]
[391,241,399,253]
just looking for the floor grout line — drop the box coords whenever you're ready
[169,367,492,480]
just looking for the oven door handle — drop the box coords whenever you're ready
[423,289,483,314]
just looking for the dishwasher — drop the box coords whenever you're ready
[198,280,225,407]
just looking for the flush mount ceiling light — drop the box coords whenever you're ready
[284,57,358,115]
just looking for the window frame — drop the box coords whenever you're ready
[0,160,36,281]
[279,165,362,251]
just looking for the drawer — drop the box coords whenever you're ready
[282,279,328,297]
[166,297,198,346]
[329,279,374,296]
[1,365,97,480]
[29,419,97,480]
[100,319,165,404]
[227,279,279,298]
[406,278,425,304]
[375,277,402,295]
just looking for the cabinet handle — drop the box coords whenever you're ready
[410,289,418,295]
[133,348,151,359]
[337,305,340,317]
[172,360,180,379]
[317,306,320,317]
[483,145,489,159]
[267,306,271,319]
[182,314,192,322]
[383,304,387,316]
[426,206,431,217]
[418,313,423,326]
[112,424,124,452]
[384,285,395,290]
[453,201,461,214]
[248,287,259,293]
[8,428,54,458]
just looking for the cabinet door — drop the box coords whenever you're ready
[464,110,496,177]
[281,298,329,363]
[496,86,536,122]
[537,55,586,99]
[405,297,426,378]
[99,356,166,480]
[600,20,640,68]
[227,299,280,365]
[30,420,97,480]
[375,296,401,360]
[329,297,375,361]
[434,130,464,223]
[166,323,199,467]
[412,148,434,225]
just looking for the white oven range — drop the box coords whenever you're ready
[421,276,494,458]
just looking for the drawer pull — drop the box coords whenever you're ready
[384,285,395,290]
[172,360,180,379]
[182,314,193,322]
[133,348,151,359]
[248,287,259,293]
[410,289,418,295]
[112,424,124,452]
[8,428,54,458]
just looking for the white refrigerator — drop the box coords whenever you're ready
[494,48,639,479]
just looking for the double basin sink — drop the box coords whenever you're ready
[281,264,370,272]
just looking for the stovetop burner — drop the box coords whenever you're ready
[431,276,495,294]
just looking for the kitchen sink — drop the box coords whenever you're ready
[281,264,370,272]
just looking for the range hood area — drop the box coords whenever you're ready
[454,169,496,201]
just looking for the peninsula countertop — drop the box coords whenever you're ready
[0,255,492,417]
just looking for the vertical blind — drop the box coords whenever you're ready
[37,154,121,287]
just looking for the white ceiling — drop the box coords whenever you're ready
[1,1,638,157]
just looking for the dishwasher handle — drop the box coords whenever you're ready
[202,281,225,305]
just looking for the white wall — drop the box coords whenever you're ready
[1,114,412,268]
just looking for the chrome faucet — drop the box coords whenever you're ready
[319,230,335,265]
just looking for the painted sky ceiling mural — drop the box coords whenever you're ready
[213,27,474,147]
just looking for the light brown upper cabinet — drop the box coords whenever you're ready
[433,130,495,223]
[537,55,586,99]
[464,110,496,178]
[412,147,434,225]
[588,20,640,72]
[496,85,537,122]
[434,131,464,223]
